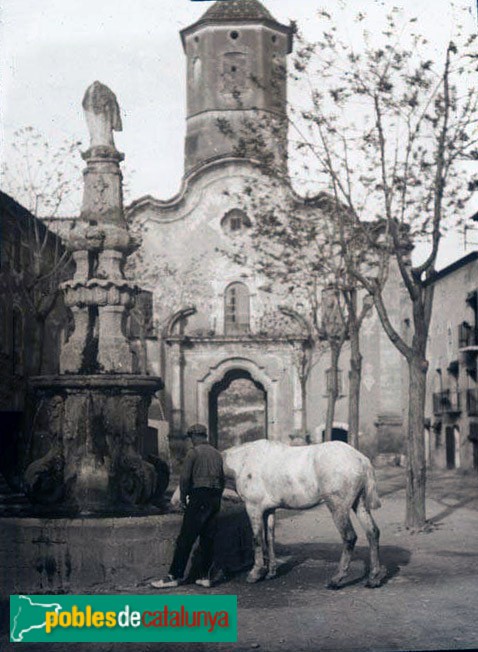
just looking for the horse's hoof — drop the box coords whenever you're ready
[365,566,387,588]
[246,569,265,584]
[326,579,342,590]
[265,571,277,581]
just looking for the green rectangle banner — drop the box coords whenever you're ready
[10,594,237,643]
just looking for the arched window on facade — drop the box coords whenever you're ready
[12,307,24,375]
[224,282,250,335]
[221,209,250,235]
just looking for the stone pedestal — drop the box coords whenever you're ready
[80,146,125,226]
[24,375,163,514]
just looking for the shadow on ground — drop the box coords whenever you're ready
[209,540,412,608]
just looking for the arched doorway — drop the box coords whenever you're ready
[320,425,349,443]
[445,426,456,469]
[331,427,348,443]
[209,369,267,451]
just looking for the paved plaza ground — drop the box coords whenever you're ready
[2,466,478,652]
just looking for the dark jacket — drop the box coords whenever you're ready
[180,443,225,504]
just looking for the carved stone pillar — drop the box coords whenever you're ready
[98,305,133,373]
[72,251,89,280]
[60,307,91,374]
[97,250,123,280]
[169,343,183,436]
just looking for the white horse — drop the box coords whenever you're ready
[172,439,387,589]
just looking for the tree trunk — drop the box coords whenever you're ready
[300,377,308,437]
[33,317,46,375]
[324,343,341,442]
[348,326,362,449]
[405,353,428,529]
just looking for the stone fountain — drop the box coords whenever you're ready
[0,83,252,596]
[23,81,164,514]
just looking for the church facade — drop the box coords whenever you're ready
[126,0,408,460]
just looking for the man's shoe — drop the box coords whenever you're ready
[195,578,212,588]
[151,574,180,588]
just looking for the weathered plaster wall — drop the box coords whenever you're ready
[128,161,408,459]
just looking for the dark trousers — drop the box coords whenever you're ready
[169,488,222,580]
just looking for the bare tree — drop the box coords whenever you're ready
[1,128,82,373]
[1,126,82,218]
[223,188,371,445]
[288,8,478,528]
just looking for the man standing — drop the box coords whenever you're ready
[151,424,225,589]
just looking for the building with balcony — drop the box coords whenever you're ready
[425,251,478,471]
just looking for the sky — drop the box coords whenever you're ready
[1,0,477,269]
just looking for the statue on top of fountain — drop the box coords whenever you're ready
[82,81,122,151]
[67,80,136,256]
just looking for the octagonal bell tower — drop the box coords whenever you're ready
[180,0,294,174]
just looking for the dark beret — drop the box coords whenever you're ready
[186,423,208,438]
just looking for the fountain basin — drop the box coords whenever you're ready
[0,503,253,595]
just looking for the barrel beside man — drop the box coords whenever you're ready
[151,423,225,588]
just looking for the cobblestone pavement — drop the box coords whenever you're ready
[2,467,478,652]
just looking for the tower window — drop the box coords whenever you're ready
[222,52,248,93]
[224,282,250,335]
[271,35,277,43]
[230,31,239,40]
[192,56,202,84]
[221,209,251,234]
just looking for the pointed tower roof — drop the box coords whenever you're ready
[181,0,293,52]
[201,0,274,22]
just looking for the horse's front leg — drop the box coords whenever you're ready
[264,510,277,580]
[246,505,267,584]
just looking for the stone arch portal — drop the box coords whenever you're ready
[197,358,278,444]
[209,369,267,450]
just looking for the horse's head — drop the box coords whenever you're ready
[221,447,238,481]
[222,439,269,481]
[170,485,181,509]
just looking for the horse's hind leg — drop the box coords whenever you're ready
[246,505,267,584]
[326,504,358,590]
[354,495,387,588]
[264,510,277,580]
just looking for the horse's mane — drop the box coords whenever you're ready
[222,438,268,456]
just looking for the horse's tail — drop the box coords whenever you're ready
[364,462,381,510]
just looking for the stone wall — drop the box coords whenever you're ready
[0,504,253,596]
